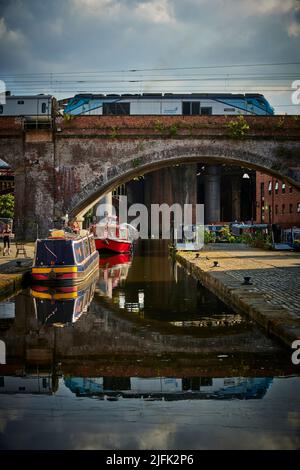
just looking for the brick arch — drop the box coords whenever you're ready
[66,139,300,219]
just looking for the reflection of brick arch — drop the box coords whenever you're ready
[0,339,5,364]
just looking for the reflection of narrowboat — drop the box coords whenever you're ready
[31,230,99,285]
[31,276,97,327]
[98,253,132,298]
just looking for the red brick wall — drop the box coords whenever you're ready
[256,172,300,227]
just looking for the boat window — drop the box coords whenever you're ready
[35,240,74,266]
[74,241,85,264]
[89,236,96,252]
[83,237,91,258]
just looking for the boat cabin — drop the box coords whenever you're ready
[31,230,99,285]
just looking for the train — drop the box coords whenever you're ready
[0,93,274,123]
[64,92,274,116]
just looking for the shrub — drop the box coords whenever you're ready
[226,115,250,139]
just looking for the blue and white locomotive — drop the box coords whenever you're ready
[64,92,274,116]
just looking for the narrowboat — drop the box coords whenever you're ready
[31,230,99,285]
[92,218,137,254]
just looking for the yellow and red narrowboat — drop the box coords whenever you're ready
[31,230,99,285]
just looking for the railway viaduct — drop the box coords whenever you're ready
[0,114,300,240]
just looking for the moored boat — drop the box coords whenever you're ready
[92,217,136,254]
[31,229,99,285]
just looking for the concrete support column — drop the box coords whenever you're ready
[95,192,113,220]
[204,166,221,223]
[231,174,241,222]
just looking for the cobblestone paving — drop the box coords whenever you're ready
[192,246,300,318]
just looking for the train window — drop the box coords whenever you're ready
[201,107,212,115]
[192,102,200,115]
[41,103,47,113]
[103,102,130,115]
[182,101,200,115]
[0,105,3,114]
[182,102,191,115]
[17,100,24,105]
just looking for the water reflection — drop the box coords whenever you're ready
[64,376,272,401]
[0,373,272,400]
[98,241,248,331]
[98,253,132,298]
[0,239,300,449]
[31,277,97,327]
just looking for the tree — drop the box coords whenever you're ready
[0,194,14,218]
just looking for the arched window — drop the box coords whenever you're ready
[41,102,47,113]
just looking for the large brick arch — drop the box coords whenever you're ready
[1,115,300,239]
[66,138,300,219]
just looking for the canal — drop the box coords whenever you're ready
[0,241,299,450]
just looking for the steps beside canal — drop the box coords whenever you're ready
[176,245,300,348]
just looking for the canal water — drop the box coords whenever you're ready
[0,241,299,449]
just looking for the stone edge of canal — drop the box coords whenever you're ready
[176,252,300,348]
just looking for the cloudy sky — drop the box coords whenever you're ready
[0,0,300,113]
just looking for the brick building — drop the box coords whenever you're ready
[256,172,300,227]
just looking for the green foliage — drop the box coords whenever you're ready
[226,115,250,139]
[154,120,165,132]
[168,125,178,137]
[239,231,272,250]
[63,113,74,122]
[205,226,238,244]
[132,157,142,168]
[0,194,14,218]
[204,230,216,244]
[110,126,119,138]
[275,116,285,129]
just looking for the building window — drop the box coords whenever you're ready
[260,182,264,197]
[297,203,300,213]
[275,181,279,194]
[289,204,293,214]
[275,205,278,215]
[289,186,293,193]
[268,181,272,194]
[182,101,200,115]
[282,204,285,214]
[103,102,130,115]
[17,100,24,105]
[282,182,286,194]
[0,105,3,114]
[200,107,212,115]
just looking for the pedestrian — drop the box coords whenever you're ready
[3,224,12,256]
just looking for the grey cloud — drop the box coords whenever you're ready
[0,0,299,112]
